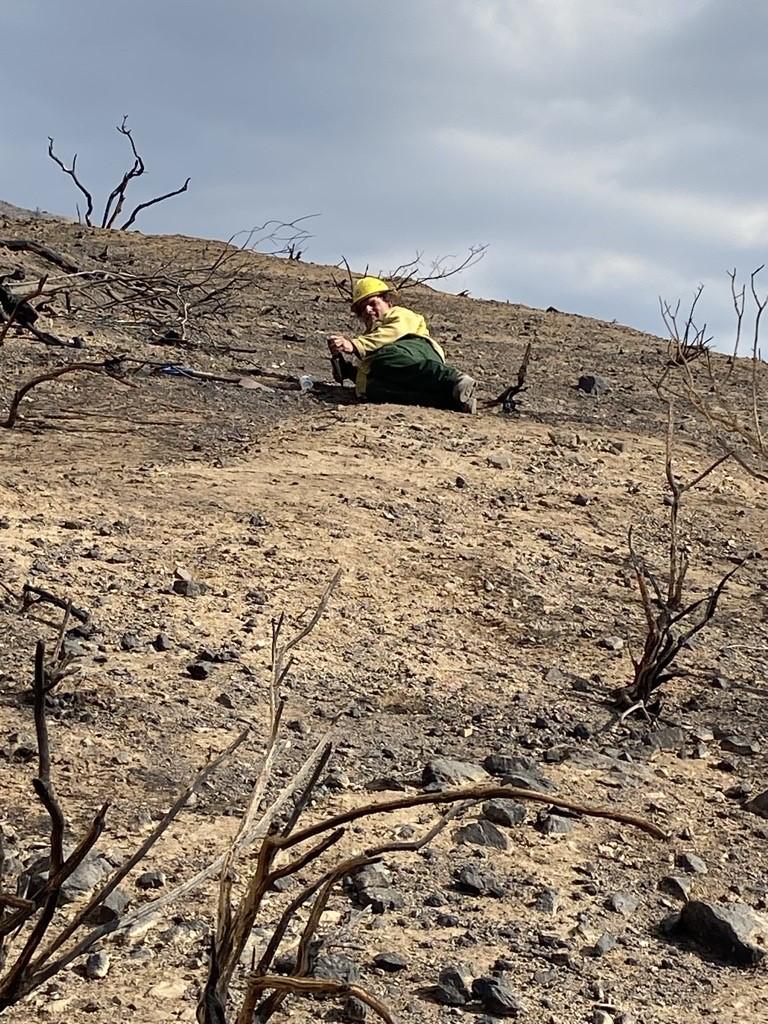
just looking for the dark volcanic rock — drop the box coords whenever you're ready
[667,900,767,965]
[347,864,403,913]
[84,886,130,924]
[660,875,694,901]
[312,953,360,984]
[372,951,408,972]
[455,820,509,850]
[172,578,208,598]
[745,789,768,819]
[577,373,608,396]
[454,865,506,898]
[483,754,551,791]
[482,799,527,827]
[431,963,474,1005]
[537,813,574,836]
[472,976,524,1016]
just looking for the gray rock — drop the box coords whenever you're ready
[472,976,524,1016]
[454,865,506,898]
[312,953,360,984]
[120,632,141,652]
[455,820,508,850]
[483,754,550,790]
[432,963,474,1005]
[422,758,488,789]
[344,996,367,1022]
[649,726,687,752]
[606,892,639,916]
[577,374,608,396]
[538,813,574,836]
[172,578,207,598]
[85,951,110,979]
[2,732,37,762]
[593,1011,615,1024]
[676,852,708,875]
[720,735,760,756]
[533,888,560,913]
[26,851,112,904]
[593,931,618,957]
[137,871,166,890]
[488,454,513,470]
[599,636,624,652]
[745,789,768,819]
[347,864,403,913]
[85,887,130,924]
[668,900,767,965]
[187,661,214,680]
[152,633,173,652]
[372,951,408,972]
[482,799,527,828]
[660,875,693,901]
[215,691,235,709]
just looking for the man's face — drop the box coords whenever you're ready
[359,294,389,326]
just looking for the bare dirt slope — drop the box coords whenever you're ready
[1,213,767,1024]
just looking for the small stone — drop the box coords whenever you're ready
[454,865,506,898]
[432,963,474,1005]
[593,1011,615,1024]
[85,887,130,924]
[573,493,591,507]
[152,633,173,652]
[472,976,524,1016]
[148,978,188,999]
[187,661,213,680]
[3,731,37,762]
[676,852,708,875]
[599,636,624,652]
[538,813,574,836]
[422,758,488,789]
[455,476,467,489]
[593,932,618,957]
[85,951,110,980]
[660,875,693,901]
[455,820,508,850]
[344,996,367,1022]
[137,871,166,891]
[577,374,608,396]
[649,726,687,752]
[372,951,408,972]
[215,691,235,709]
[172,578,207,598]
[533,888,560,913]
[488,454,513,469]
[606,892,638,916]
[482,799,526,828]
[312,953,360,984]
[347,864,403,913]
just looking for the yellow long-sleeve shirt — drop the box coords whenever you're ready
[350,306,446,396]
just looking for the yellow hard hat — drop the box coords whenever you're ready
[351,276,390,310]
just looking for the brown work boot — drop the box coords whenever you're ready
[453,374,477,414]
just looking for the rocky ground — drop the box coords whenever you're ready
[0,211,767,1024]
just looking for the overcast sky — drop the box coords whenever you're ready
[2,0,767,350]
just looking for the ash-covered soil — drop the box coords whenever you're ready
[1,213,767,1024]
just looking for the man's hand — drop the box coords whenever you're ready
[328,334,354,355]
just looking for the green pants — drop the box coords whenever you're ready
[363,335,461,409]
